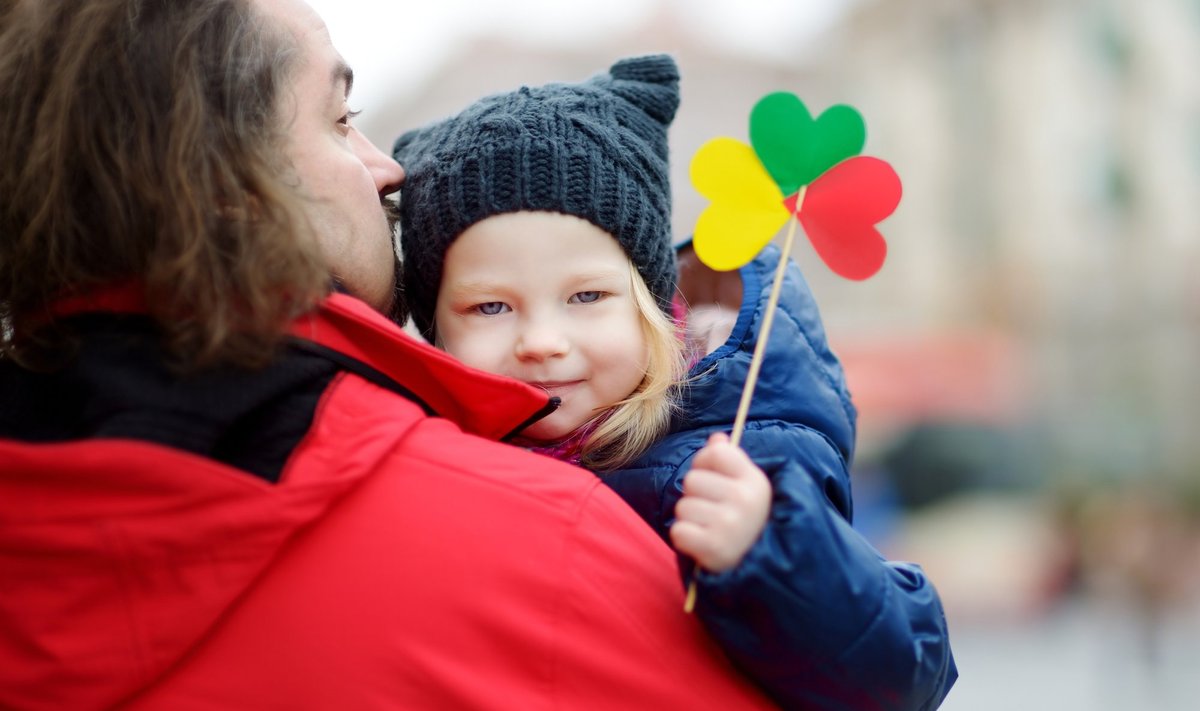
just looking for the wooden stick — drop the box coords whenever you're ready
[729,212,800,447]
[685,201,803,614]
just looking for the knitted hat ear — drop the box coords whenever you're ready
[606,55,680,125]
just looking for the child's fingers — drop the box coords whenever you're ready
[674,433,773,574]
[692,434,756,481]
[680,467,738,501]
[684,459,770,510]
[674,494,728,528]
[671,518,746,573]
[669,520,721,566]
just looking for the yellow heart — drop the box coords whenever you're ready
[689,137,791,271]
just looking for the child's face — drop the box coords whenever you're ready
[434,211,649,442]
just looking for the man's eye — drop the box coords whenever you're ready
[569,291,603,304]
[473,302,509,316]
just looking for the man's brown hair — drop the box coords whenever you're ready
[0,0,333,369]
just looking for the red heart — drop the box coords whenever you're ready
[795,156,901,280]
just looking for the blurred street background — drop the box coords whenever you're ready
[312,0,1200,707]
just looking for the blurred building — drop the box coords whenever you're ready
[829,0,1200,486]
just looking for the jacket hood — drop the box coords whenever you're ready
[679,243,857,464]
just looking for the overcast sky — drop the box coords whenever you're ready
[307,0,856,114]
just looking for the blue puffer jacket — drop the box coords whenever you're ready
[603,243,957,711]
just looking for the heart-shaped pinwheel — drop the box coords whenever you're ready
[690,92,901,280]
[681,94,902,614]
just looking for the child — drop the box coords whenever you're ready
[393,55,956,710]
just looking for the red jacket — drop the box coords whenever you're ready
[0,293,776,710]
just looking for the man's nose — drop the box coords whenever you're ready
[350,128,405,198]
[515,321,570,362]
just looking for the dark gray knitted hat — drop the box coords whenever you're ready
[393,54,680,341]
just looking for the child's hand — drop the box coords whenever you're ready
[670,432,771,573]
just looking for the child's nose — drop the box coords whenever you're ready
[515,323,570,362]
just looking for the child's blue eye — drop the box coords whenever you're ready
[570,291,602,304]
[474,302,509,315]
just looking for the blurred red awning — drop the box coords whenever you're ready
[832,330,1028,433]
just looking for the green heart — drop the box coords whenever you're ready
[749,92,866,195]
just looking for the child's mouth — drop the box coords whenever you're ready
[530,380,582,396]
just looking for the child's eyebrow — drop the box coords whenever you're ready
[569,269,629,283]
[442,280,505,298]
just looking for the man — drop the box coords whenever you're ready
[0,1,778,708]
